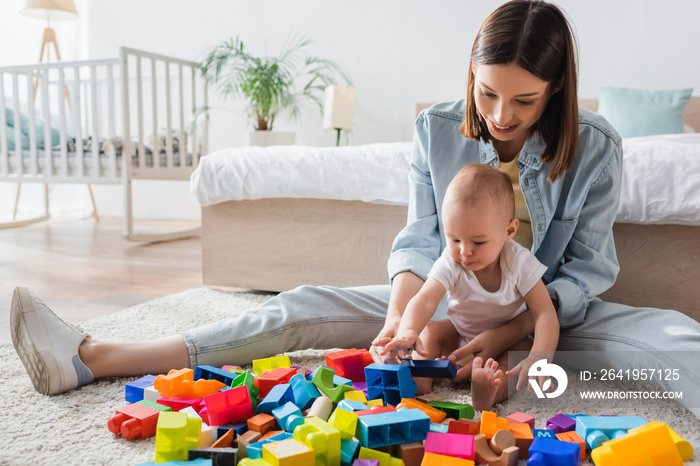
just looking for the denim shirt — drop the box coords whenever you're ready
[388,99,623,328]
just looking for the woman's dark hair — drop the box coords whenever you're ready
[460,0,579,182]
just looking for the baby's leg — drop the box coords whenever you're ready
[471,337,532,411]
[412,319,460,395]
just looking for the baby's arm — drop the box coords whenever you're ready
[378,277,446,358]
[506,279,560,390]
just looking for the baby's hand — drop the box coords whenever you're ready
[506,355,547,393]
[383,332,427,360]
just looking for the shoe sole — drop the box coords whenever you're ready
[11,287,54,395]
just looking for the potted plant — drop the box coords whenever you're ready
[198,35,351,146]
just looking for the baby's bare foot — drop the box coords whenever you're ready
[470,357,502,411]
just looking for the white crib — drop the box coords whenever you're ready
[0,47,208,242]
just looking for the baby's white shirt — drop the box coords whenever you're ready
[428,239,548,341]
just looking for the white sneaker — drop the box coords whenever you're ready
[11,287,94,395]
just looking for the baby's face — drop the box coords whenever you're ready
[443,200,517,272]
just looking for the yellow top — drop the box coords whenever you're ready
[499,158,533,249]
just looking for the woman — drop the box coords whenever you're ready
[12,0,700,417]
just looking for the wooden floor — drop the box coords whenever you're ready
[0,217,204,345]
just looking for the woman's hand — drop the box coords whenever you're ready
[370,320,401,364]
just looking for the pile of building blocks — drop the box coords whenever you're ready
[108,348,694,465]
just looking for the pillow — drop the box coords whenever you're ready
[4,125,29,151]
[4,107,62,147]
[597,87,693,138]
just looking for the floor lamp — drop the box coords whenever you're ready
[323,85,355,146]
[16,0,100,221]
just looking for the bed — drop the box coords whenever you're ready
[192,98,700,322]
[0,47,208,242]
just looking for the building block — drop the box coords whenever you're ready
[532,429,557,440]
[200,385,253,426]
[154,368,195,397]
[556,431,585,461]
[188,447,239,465]
[472,433,520,466]
[154,411,202,462]
[137,459,213,466]
[194,365,239,386]
[490,429,516,455]
[180,407,216,447]
[248,413,278,434]
[546,413,576,434]
[288,373,321,410]
[294,416,342,466]
[341,438,361,466]
[232,371,260,401]
[626,421,693,462]
[328,407,359,440]
[261,430,286,441]
[253,355,292,376]
[246,433,295,459]
[575,415,646,449]
[427,401,475,420]
[262,438,315,466]
[307,395,335,421]
[256,367,297,398]
[238,459,272,466]
[508,423,534,460]
[420,452,475,466]
[447,419,479,436]
[424,431,475,460]
[143,385,162,402]
[218,422,248,439]
[338,399,370,413]
[157,397,204,413]
[479,411,510,439]
[257,383,294,415]
[356,406,396,417]
[313,366,356,403]
[394,441,424,466]
[345,390,369,403]
[236,430,263,457]
[138,399,172,413]
[357,447,404,466]
[429,423,449,433]
[365,364,417,406]
[527,437,580,466]
[272,402,305,432]
[396,399,445,423]
[400,359,457,378]
[108,402,161,439]
[326,348,374,382]
[591,421,684,466]
[355,407,431,449]
[506,412,535,429]
[126,374,157,402]
[353,460,380,466]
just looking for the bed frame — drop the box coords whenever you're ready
[202,97,700,323]
[0,47,208,242]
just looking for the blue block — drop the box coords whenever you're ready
[364,363,417,406]
[289,373,321,410]
[194,365,237,386]
[217,422,248,439]
[245,432,294,459]
[575,415,646,449]
[272,401,305,432]
[256,383,294,415]
[125,374,156,403]
[429,422,449,433]
[527,437,580,466]
[400,359,458,378]
[341,438,361,466]
[355,407,430,448]
[532,429,557,439]
[337,400,370,412]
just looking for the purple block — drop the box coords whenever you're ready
[546,413,576,434]
[353,460,380,466]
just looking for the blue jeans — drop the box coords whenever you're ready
[181,285,700,417]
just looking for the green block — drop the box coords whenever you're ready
[312,366,354,403]
[427,401,475,420]
[138,399,172,412]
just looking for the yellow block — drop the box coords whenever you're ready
[358,447,406,466]
[366,399,384,408]
[627,421,693,462]
[328,407,358,440]
[238,458,273,465]
[294,416,341,466]
[344,390,368,402]
[263,439,315,466]
[253,355,291,376]
[591,422,684,465]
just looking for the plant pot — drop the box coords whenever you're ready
[248,131,295,147]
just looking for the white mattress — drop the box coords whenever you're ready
[191,133,700,225]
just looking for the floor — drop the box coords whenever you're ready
[0,217,204,345]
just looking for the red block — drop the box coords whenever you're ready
[256,367,297,398]
[325,348,373,382]
[157,397,204,413]
[108,403,160,439]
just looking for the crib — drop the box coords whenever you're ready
[0,47,208,242]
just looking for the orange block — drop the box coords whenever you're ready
[154,369,194,397]
[507,422,534,460]
[421,451,475,465]
[557,431,586,461]
[447,419,480,435]
[479,411,509,439]
[398,398,447,423]
[248,413,277,434]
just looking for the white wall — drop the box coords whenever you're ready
[2,0,700,221]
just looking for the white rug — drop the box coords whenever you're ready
[1,288,698,465]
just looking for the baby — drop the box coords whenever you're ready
[374,163,559,411]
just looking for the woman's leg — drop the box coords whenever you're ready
[12,284,393,395]
[555,299,700,418]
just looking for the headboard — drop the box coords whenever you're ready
[417,96,700,130]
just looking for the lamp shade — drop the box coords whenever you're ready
[323,85,355,130]
[20,0,78,21]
